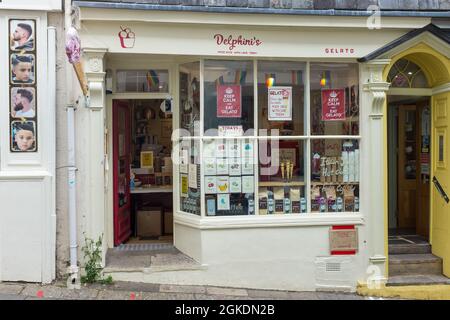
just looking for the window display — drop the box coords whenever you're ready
[310,63,359,136]
[180,62,200,136]
[259,140,306,214]
[258,61,305,136]
[177,59,361,217]
[311,139,360,212]
[179,139,201,215]
[203,138,255,216]
[204,60,254,135]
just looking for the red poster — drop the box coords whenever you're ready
[217,85,242,118]
[321,89,346,121]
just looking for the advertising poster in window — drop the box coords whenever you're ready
[9,19,37,152]
[268,87,292,121]
[205,176,217,194]
[217,85,241,118]
[218,125,244,137]
[321,89,346,121]
[140,151,154,168]
[217,194,231,210]
[188,164,198,189]
[180,174,188,197]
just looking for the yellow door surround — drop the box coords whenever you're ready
[383,42,450,278]
[383,42,450,88]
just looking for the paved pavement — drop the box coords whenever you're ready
[0,280,378,300]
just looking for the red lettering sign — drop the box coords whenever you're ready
[217,85,242,118]
[214,34,263,51]
[321,89,346,121]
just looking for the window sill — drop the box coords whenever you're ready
[174,211,364,230]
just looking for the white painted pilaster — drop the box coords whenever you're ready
[361,59,391,282]
[79,48,108,264]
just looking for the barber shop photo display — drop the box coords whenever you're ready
[9,19,37,152]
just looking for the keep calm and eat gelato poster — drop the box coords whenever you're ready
[217,85,242,118]
[321,88,346,121]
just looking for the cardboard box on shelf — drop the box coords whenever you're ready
[164,210,173,234]
[164,157,173,170]
[137,207,162,237]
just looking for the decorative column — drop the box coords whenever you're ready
[79,48,108,262]
[361,59,391,283]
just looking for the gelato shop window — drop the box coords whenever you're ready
[177,60,360,217]
[116,69,169,93]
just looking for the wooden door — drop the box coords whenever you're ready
[416,101,431,238]
[398,105,418,229]
[113,100,132,246]
[431,92,450,277]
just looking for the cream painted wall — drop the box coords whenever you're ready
[0,10,60,283]
[110,223,368,291]
[79,21,407,59]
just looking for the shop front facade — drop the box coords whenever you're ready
[68,2,450,291]
[2,0,450,292]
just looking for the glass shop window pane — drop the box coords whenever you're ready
[257,61,306,136]
[116,70,169,93]
[179,62,200,137]
[179,139,201,216]
[258,139,306,214]
[311,139,360,213]
[310,63,359,135]
[203,138,256,216]
[203,60,254,136]
[387,59,430,88]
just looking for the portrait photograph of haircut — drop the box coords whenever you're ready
[11,121,37,152]
[11,87,36,118]
[10,20,35,51]
[10,54,35,84]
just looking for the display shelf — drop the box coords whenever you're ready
[131,185,173,194]
[311,181,359,186]
[259,181,305,187]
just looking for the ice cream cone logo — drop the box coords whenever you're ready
[65,27,89,96]
[119,26,135,49]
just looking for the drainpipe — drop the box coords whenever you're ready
[65,0,80,289]
[67,103,79,288]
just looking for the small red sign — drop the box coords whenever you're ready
[217,85,242,118]
[321,89,346,121]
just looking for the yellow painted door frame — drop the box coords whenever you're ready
[383,42,450,278]
[431,92,450,277]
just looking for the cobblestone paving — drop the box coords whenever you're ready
[0,280,377,300]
